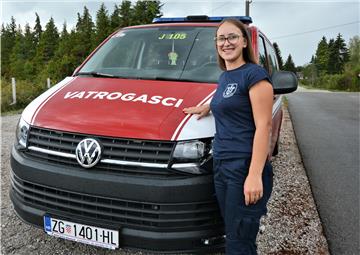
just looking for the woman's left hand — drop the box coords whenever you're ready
[243,173,263,206]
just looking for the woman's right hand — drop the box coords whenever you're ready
[183,104,210,120]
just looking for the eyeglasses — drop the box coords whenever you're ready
[214,34,242,45]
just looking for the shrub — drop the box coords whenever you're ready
[1,79,48,113]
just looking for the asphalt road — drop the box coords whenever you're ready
[287,89,360,255]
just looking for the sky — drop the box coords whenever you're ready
[1,0,359,66]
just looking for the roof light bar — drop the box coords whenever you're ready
[152,15,253,24]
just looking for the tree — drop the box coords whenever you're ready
[23,23,36,59]
[133,0,163,25]
[310,55,315,63]
[33,13,42,45]
[74,6,95,59]
[9,25,26,79]
[303,63,318,87]
[33,17,59,78]
[60,22,69,38]
[273,42,283,69]
[327,38,338,74]
[1,17,17,77]
[36,17,59,62]
[93,3,110,47]
[110,4,122,31]
[119,1,133,27]
[334,33,349,73]
[347,35,359,69]
[283,54,297,73]
[314,36,329,75]
[22,23,37,79]
[47,28,79,83]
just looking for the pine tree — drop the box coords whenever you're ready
[327,38,338,74]
[273,42,283,69]
[33,17,60,79]
[1,17,17,77]
[334,33,349,73]
[310,55,315,63]
[283,54,296,73]
[133,1,147,24]
[8,16,17,35]
[61,22,69,38]
[23,23,36,59]
[144,1,163,22]
[119,1,133,27]
[9,25,26,79]
[132,0,163,25]
[74,6,95,59]
[93,3,110,47]
[23,23,37,79]
[38,17,59,62]
[33,13,42,45]
[314,36,329,75]
[110,4,122,31]
[47,28,78,83]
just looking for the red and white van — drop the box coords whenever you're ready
[11,16,297,253]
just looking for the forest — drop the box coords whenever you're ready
[1,1,163,113]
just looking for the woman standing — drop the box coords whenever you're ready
[183,19,274,255]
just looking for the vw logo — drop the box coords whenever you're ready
[75,138,102,168]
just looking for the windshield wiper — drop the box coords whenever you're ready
[75,71,116,78]
[148,76,196,82]
[75,72,145,80]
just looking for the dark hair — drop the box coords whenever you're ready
[215,19,256,71]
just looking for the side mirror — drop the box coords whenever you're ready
[272,71,298,94]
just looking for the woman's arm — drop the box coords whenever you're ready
[244,80,274,205]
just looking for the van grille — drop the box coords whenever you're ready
[11,174,222,230]
[25,127,176,176]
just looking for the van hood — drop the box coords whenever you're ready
[30,77,216,140]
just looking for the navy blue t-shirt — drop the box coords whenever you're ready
[210,63,272,159]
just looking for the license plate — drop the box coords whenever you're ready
[44,215,119,250]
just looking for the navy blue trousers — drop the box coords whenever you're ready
[213,158,273,255]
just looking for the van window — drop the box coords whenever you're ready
[258,36,267,69]
[79,27,222,83]
[265,39,279,74]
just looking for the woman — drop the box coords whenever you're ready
[183,19,274,255]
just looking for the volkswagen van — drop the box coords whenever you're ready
[10,16,297,253]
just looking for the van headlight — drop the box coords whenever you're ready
[16,117,30,149]
[173,140,206,160]
[171,139,212,174]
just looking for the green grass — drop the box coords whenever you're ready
[282,96,288,108]
[1,108,23,116]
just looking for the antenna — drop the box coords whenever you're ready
[245,0,253,16]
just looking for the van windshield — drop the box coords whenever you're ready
[78,26,221,83]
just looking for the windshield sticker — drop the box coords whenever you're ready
[158,33,187,40]
[64,91,184,108]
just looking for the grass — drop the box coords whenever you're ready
[1,108,23,116]
[282,96,289,108]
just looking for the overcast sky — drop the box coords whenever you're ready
[1,0,359,66]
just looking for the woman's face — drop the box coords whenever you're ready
[216,22,247,65]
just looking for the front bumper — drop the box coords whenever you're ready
[10,146,224,253]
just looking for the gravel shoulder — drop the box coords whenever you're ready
[1,107,329,254]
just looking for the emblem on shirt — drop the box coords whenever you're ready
[223,83,238,98]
